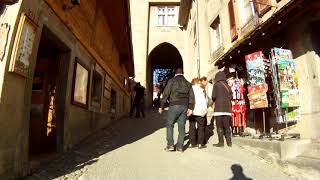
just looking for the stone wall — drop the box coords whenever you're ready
[0,0,131,178]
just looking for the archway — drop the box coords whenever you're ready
[146,42,183,107]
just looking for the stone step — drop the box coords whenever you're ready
[298,143,320,160]
[287,156,320,171]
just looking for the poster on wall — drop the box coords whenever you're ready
[245,51,268,109]
[72,59,89,107]
[9,14,37,77]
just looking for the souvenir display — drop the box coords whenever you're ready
[271,48,300,123]
[228,77,247,131]
[245,51,269,109]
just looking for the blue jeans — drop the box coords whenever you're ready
[166,105,188,149]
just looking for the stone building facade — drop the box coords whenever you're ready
[130,0,213,106]
[179,0,320,140]
[0,0,133,178]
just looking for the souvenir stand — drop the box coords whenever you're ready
[245,51,270,136]
[270,48,301,140]
[227,67,247,136]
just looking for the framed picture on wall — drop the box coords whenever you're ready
[9,13,37,77]
[71,58,90,108]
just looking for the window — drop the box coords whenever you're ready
[156,6,177,26]
[110,88,117,113]
[210,17,222,53]
[255,0,272,16]
[228,0,238,41]
[237,0,256,27]
[91,70,103,108]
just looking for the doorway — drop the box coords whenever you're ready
[29,27,68,158]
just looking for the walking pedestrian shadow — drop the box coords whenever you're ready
[230,164,252,180]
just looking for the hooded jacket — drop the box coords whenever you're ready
[211,71,232,114]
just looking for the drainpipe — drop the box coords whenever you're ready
[195,0,201,78]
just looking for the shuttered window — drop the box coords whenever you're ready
[255,0,271,17]
[228,0,238,41]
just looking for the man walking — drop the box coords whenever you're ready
[159,68,195,153]
[212,71,233,147]
[130,82,145,118]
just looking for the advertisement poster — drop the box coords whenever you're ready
[245,51,268,109]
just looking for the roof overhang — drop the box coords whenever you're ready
[178,0,192,27]
[0,0,17,5]
[98,0,134,77]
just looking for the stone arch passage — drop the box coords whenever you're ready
[146,42,183,107]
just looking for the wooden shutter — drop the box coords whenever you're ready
[228,0,238,42]
[255,0,271,17]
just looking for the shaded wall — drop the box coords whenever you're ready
[0,0,132,179]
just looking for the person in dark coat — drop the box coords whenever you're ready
[159,67,195,153]
[130,82,145,118]
[212,71,233,147]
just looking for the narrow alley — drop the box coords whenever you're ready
[26,110,293,180]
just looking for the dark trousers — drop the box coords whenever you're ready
[130,99,144,118]
[215,115,232,145]
[166,105,188,149]
[189,115,206,145]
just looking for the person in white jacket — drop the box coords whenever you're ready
[189,78,208,149]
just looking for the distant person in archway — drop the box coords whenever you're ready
[212,71,232,147]
[130,82,145,118]
[159,67,195,153]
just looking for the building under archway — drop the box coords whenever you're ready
[146,42,183,107]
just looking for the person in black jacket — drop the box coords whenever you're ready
[130,82,145,118]
[159,68,195,153]
[212,71,233,147]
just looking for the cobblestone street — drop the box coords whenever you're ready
[24,109,301,180]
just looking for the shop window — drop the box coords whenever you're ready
[110,88,117,113]
[91,70,103,108]
[210,17,222,53]
[228,0,238,42]
[156,6,178,26]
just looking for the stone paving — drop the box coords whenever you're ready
[25,110,300,180]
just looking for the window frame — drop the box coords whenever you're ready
[90,68,103,109]
[210,16,223,53]
[156,6,178,27]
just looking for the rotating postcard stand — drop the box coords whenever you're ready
[270,48,300,141]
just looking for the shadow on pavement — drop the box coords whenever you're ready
[24,109,166,179]
[229,164,253,180]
